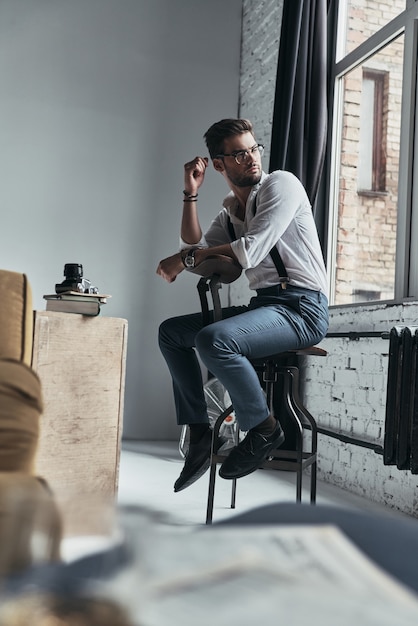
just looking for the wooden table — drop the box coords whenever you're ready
[31,311,128,537]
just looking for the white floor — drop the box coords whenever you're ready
[62,439,410,562]
[60,439,418,626]
[116,440,406,527]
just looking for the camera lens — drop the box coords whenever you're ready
[64,264,83,280]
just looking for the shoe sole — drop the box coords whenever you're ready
[219,431,285,480]
[174,456,211,492]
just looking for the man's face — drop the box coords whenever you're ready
[216,132,263,188]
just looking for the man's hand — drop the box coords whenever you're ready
[156,252,184,283]
[184,156,209,195]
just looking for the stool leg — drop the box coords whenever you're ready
[264,364,304,502]
[285,367,318,504]
[310,419,318,504]
[206,461,217,524]
[206,404,234,524]
[230,479,237,509]
[311,459,317,503]
[230,424,240,509]
[296,466,303,502]
[286,367,318,434]
[280,367,304,502]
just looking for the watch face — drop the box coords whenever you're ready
[184,254,195,268]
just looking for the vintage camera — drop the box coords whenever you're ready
[55,263,99,294]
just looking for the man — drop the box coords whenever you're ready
[157,118,329,493]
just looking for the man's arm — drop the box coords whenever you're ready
[157,156,239,283]
[193,243,237,265]
[156,156,207,283]
[181,156,208,244]
[157,242,238,284]
[181,156,240,263]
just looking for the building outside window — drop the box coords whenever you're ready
[327,0,417,305]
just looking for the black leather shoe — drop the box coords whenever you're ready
[174,428,213,492]
[219,420,285,480]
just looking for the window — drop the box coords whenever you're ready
[337,0,408,59]
[327,0,418,305]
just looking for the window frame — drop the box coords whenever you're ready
[326,1,418,305]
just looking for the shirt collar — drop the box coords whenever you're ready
[223,171,267,222]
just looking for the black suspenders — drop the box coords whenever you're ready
[226,216,237,242]
[226,215,289,285]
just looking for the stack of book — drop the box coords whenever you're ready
[43,291,110,316]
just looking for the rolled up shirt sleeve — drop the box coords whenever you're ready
[230,171,309,269]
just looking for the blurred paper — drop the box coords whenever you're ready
[108,520,418,626]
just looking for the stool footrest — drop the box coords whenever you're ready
[211,450,316,472]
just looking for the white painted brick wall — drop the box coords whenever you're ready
[238,1,418,516]
[301,302,418,516]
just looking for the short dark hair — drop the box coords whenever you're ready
[204,118,255,159]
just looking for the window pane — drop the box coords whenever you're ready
[333,35,404,305]
[340,0,406,58]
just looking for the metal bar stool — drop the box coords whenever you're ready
[206,345,327,524]
[183,256,327,524]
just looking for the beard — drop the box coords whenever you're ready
[224,164,262,188]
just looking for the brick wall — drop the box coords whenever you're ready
[238,0,418,516]
[301,303,418,516]
[240,0,283,164]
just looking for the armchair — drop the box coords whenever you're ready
[0,269,62,574]
[0,269,42,473]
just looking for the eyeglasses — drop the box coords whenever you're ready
[215,144,264,165]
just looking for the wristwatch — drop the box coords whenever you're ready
[182,248,198,269]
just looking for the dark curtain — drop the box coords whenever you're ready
[269,0,331,227]
[269,0,335,449]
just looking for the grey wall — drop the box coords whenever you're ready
[0,0,242,440]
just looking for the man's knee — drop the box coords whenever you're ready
[158,317,175,350]
[195,324,231,359]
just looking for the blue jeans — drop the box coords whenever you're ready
[158,285,329,431]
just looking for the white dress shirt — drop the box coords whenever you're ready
[181,170,328,296]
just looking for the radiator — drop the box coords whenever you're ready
[383,326,418,473]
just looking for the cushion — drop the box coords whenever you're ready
[0,270,33,365]
[0,359,43,474]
